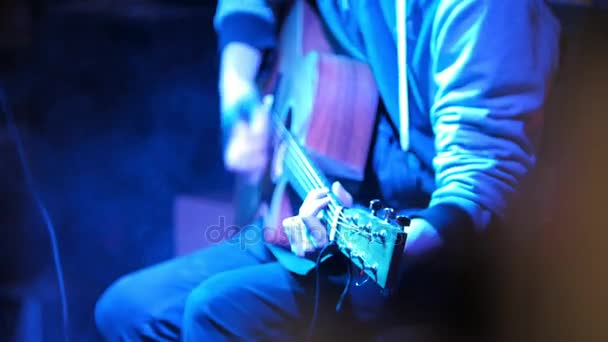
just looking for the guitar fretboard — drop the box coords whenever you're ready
[271,113,343,223]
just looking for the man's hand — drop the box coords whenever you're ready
[221,82,273,184]
[219,42,269,183]
[283,182,353,258]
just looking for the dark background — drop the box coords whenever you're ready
[0,0,607,341]
[0,1,225,340]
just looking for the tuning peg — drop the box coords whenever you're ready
[369,199,383,216]
[382,208,395,221]
[395,215,411,228]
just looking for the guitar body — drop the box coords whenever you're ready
[266,0,378,181]
[262,0,379,245]
[224,1,406,289]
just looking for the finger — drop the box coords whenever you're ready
[299,188,329,217]
[261,94,274,111]
[250,95,273,135]
[227,128,268,153]
[231,128,268,149]
[224,143,268,171]
[250,113,268,137]
[258,94,274,116]
[331,181,353,208]
[271,142,287,179]
[227,121,263,152]
[225,134,266,159]
[304,218,328,249]
[282,216,306,257]
[230,120,249,138]
[299,196,331,219]
[232,136,268,155]
[292,224,306,257]
[304,187,330,201]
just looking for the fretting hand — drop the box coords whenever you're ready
[283,182,353,258]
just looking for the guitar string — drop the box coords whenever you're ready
[271,116,329,197]
[281,155,373,242]
[280,142,390,248]
[283,154,354,230]
[280,141,389,275]
[267,83,375,230]
[273,118,350,217]
[265,112,354,237]
[276,125,381,238]
[282,143,384,244]
[270,115,388,245]
[281,146,364,231]
[285,163,387,245]
[282,142,377,235]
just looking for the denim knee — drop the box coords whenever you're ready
[95,274,148,339]
[182,280,217,329]
[182,275,235,340]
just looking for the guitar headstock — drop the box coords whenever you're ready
[330,200,409,290]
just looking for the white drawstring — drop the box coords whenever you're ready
[396,0,410,150]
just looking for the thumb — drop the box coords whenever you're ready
[331,181,353,208]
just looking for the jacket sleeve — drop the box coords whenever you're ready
[416,0,560,235]
[214,0,288,51]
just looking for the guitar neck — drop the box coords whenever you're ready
[271,115,342,219]
[269,104,406,291]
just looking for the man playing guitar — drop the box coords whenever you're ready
[95,1,561,341]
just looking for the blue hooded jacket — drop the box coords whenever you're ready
[214,0,560,242]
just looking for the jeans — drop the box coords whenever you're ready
[95,115,490,341]
[95,225,491,341]
[95,229,373,341]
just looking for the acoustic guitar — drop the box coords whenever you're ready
[234,0,409,290]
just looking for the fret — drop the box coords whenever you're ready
[272,115,342,222]
[283,149,316,199]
